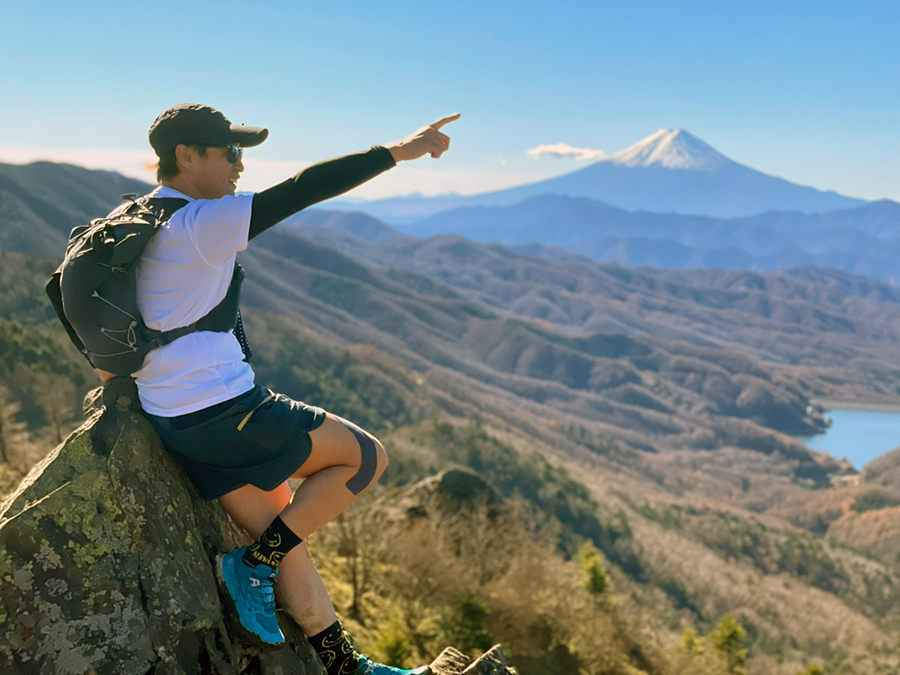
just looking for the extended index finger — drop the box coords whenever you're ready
[430,112,462,130]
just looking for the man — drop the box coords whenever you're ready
[98,103,459,675]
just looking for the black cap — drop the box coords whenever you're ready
[148,103,268,155]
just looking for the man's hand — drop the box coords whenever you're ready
[387,113,461,163]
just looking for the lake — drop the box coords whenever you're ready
[797,408,900,470]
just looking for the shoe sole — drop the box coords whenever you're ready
[215,553,285,652]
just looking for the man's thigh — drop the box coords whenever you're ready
[290,413,384,480]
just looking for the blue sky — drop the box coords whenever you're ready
[2,1,898,201]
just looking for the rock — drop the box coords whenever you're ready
[431,645,517,674]
[0,380,507,674]
[390,468,501,522]
[461,645,515,675]
[0,379,322,674]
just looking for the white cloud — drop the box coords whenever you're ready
[528,142,606,161]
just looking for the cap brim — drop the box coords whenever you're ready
[229,125,268,148]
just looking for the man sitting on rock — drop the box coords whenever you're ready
[96,103,460,675]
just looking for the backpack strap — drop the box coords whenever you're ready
[131,196,252,362]
[142,261,248,357]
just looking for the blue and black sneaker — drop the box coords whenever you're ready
[216,546,285,650]
[355,655,431,674]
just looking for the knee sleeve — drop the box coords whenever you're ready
[339,419,379,495]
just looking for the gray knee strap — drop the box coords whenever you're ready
[342,422,378,496]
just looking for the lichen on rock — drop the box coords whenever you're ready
[0,379,515,674]
[0,378,322,674]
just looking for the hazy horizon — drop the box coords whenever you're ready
[3,1,898,202]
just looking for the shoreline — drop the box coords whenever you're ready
[809,399,900,413]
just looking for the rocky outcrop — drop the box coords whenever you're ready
[429,645,516,674]
[0,378,516,674]
[387,467,501,522]
[0,378,324,673]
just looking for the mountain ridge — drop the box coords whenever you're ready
[332,128,867,222]
[5,160,893,288]
[395,192,900,283]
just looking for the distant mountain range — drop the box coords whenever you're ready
[332,128,868,222]
[283,195,900,283]
[395,194,900,283]
[312,129,899,281]
[3,152,898,286]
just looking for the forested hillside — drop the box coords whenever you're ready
[2,163,900,673]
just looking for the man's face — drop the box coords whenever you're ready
[178,144,244,199]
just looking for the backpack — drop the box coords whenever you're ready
[45,193,251,376]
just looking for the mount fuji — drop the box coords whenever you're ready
[333,129,867,224]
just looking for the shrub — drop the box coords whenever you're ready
[373,620,414,668]
[851,492,900,514]
[437,588,494,654]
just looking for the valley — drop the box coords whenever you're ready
[2,160,900,673]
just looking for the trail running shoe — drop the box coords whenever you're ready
[355,655,431,674]
[216,546,285,649]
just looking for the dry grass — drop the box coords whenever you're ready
[315,489,705,674]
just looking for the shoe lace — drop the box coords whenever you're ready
[253,568,278,614]
[261,578,276,612]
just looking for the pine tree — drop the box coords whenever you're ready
[680,628,705,655]
[578,539,610,595]
[709,614,748,675]
[796,665,825,675]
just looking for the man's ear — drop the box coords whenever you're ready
[174,144,194,172]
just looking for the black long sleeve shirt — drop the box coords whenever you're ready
[248,145,396,240]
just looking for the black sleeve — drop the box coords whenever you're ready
[248,145,396,240]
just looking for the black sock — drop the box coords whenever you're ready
[307,620,360,675]
[242,516,303,569]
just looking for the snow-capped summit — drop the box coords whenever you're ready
[607,128,730,171]
[333,129,867,222]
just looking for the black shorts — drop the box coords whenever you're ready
[145,385,327,500]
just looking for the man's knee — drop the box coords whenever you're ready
[373,436,388,480]
[338,418,387,495]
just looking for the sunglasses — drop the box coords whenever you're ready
[225,144,243,164]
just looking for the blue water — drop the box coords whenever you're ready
[797,408,900,469]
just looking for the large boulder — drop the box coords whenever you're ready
[0,378,322,674]
[0,379,516,675]
[389,467,501,522]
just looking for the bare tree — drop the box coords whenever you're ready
[0,385,29,466]
[331,499,393,622]
[33,371,78,445]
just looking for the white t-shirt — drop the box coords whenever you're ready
[133,186,256,416]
